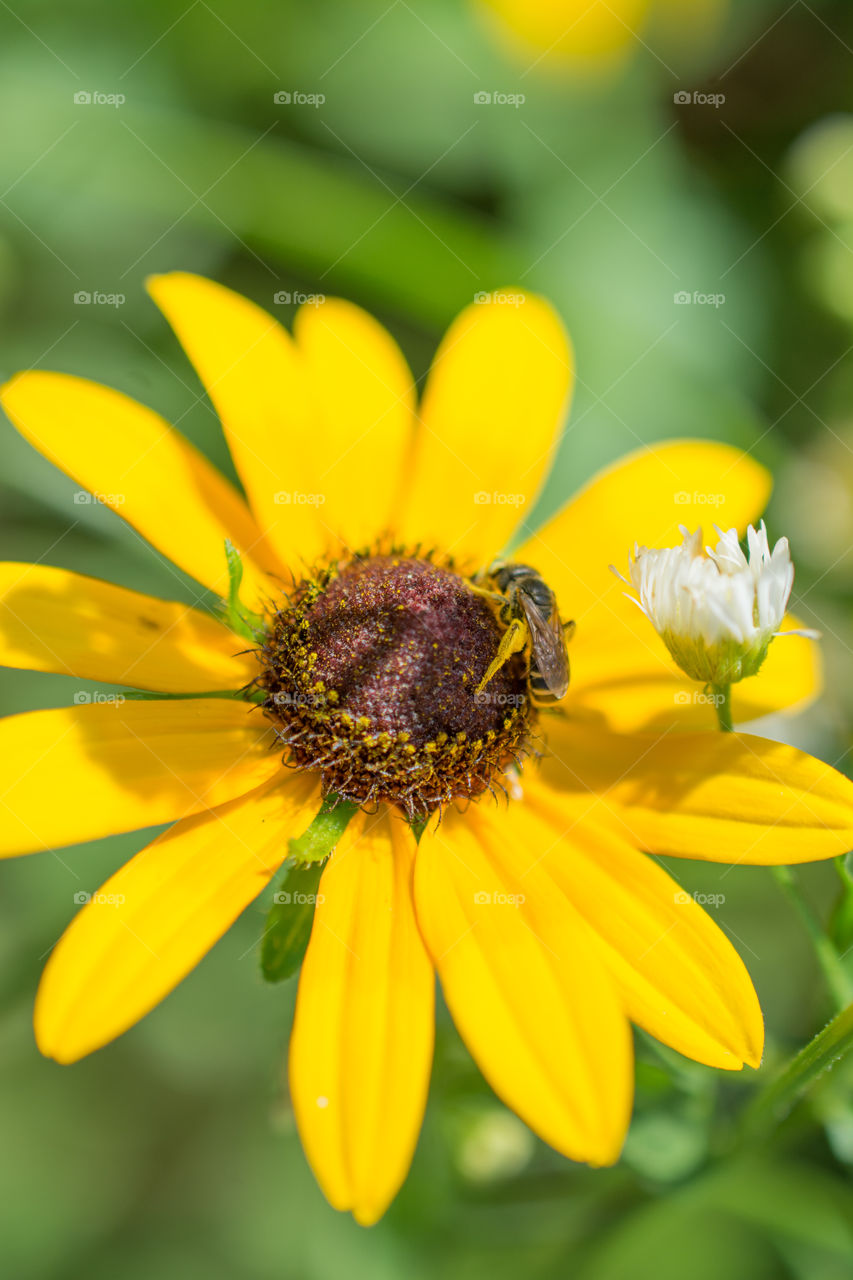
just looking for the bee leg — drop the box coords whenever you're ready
[475,618,528,694]
[562,619,576,643]
[466,582,507,607]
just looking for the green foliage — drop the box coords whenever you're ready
[261,859,325,982]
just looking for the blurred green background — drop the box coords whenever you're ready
[2,0,853,1276]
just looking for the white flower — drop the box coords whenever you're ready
[613,523,816,687]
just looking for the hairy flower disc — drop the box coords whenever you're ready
[258,553,532,817]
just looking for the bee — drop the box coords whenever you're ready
[470,562,575,705]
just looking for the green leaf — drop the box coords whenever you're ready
[260,861,325,984]
[288,794,359,863]
[703,1158,853,1260]
[742,1002,853,1137]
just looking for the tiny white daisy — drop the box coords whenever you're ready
[614,522,817,688]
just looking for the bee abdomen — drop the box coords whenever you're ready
[529,667,560,703]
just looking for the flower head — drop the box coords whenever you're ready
[0,276,849,1227]
[618,522,810,687]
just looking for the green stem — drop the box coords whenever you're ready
[121,687,258,702]
[712,683,852,1010]
[711,683,733,733]
[771,865,853,1011]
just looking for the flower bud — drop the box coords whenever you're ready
[613,523,816,687]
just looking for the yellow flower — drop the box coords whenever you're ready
[477,0,725,71]
[1,275,850,1227]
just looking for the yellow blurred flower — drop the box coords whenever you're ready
[478,0,725,72]
[0,275,848,1226]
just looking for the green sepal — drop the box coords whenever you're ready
[221,540,266,642]
[288,793,359,863]
[121,688,249,702]
[260,795,360,982]
[260,860,325,983]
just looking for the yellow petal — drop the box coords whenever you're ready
[401,290,573,565]
[35,770,320,1064]
[503,788,763,1069]
[0,371,279,604]
[289,810,433,1226]
[0,562,258,692]
[570,612,821,732]
[147,272,324,568]
[293,298,416,546]
[0,699,280,856]
[516,440,771,637]
[415,804,632,1165]
[540,722,853,865]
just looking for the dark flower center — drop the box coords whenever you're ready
[258,553,533,819]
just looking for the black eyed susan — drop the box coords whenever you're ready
[1,275,852,1226]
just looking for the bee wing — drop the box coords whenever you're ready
[520,593,570,699]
